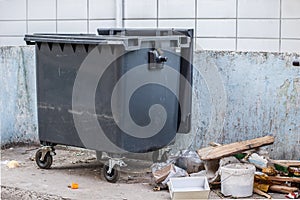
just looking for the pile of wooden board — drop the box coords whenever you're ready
[197,136,300,199]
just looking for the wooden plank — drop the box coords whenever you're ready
[269,185,298,194]
[197,136,275,160]
[253,188,272,199]
[268,176,300,183]
[272,160,300,167]
[197,146,216,159]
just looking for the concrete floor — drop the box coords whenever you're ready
[1,145,286,200]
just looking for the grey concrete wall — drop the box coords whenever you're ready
[0,46,38,145]
[1,46,299,159]
[175,51,300,159]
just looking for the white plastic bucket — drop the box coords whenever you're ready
[220,163,256,197]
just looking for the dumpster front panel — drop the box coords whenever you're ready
[94,48,181,152]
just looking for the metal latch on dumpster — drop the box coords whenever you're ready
[148,49,168,70]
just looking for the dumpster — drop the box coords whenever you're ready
[24,28,193,182]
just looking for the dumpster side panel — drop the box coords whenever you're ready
[37,43,87,147]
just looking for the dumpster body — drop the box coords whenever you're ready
[24,29,193,154]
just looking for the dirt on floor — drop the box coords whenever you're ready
[1,145,286,200]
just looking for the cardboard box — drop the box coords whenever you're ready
[168,176,210,200]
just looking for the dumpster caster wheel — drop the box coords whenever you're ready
[35,149,53,169]
[103,164,120,183]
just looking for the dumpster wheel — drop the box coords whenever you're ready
[35,149,53,169]
[102,164,120,183]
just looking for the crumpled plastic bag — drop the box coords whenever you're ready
[161,165,188,185]
[248,153,268,169]
[151,163,188,185]
[174,150,204,174]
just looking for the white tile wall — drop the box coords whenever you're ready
[125,0,157,19]
[196,38,236,51]
[0,37,26,46]
[0,0,26,20]
[0,21,27,36]
[159,0,195,18]
[57,0,87,19]
[238,0,280,18]
[28,0,56,20]
[158,20,195,29]
[238,20,280,38]
[57,20,88,33]
[0,0,299,52]
[89,20,116,33]
[282,0,300,18]
[89,0,115,19]
[197,20,236,37]
[281,40,300,52]
[28,21,56,34]
[237,39,279,52]
[282,20,300,39]
[124,20,157,28]
[197,0,236,18]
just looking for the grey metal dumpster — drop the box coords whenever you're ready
[24,28,193,182]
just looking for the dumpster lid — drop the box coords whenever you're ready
[24,34,106,45]
[97,28,194,38]
[24,31,192,51]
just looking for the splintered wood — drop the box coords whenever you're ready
[197,136,275,160]
[269,185,299,194]
[268,176,300,183]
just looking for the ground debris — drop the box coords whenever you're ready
[269,185,299,194]
[253,188,272,199]
[151,163,188,185]
[1,186,69,200]
[6,160,20,168]
[194,136,300,198]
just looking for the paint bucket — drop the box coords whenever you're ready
[220,163,256,197]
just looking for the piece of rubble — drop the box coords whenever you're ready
[289,166,300,177]
[6,160,20,168]
[153,186,161,191]
[262,166,277,176]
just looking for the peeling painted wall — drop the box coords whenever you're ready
[0,46,38,145]
[1,46,299,159]
[175,51,300,159]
